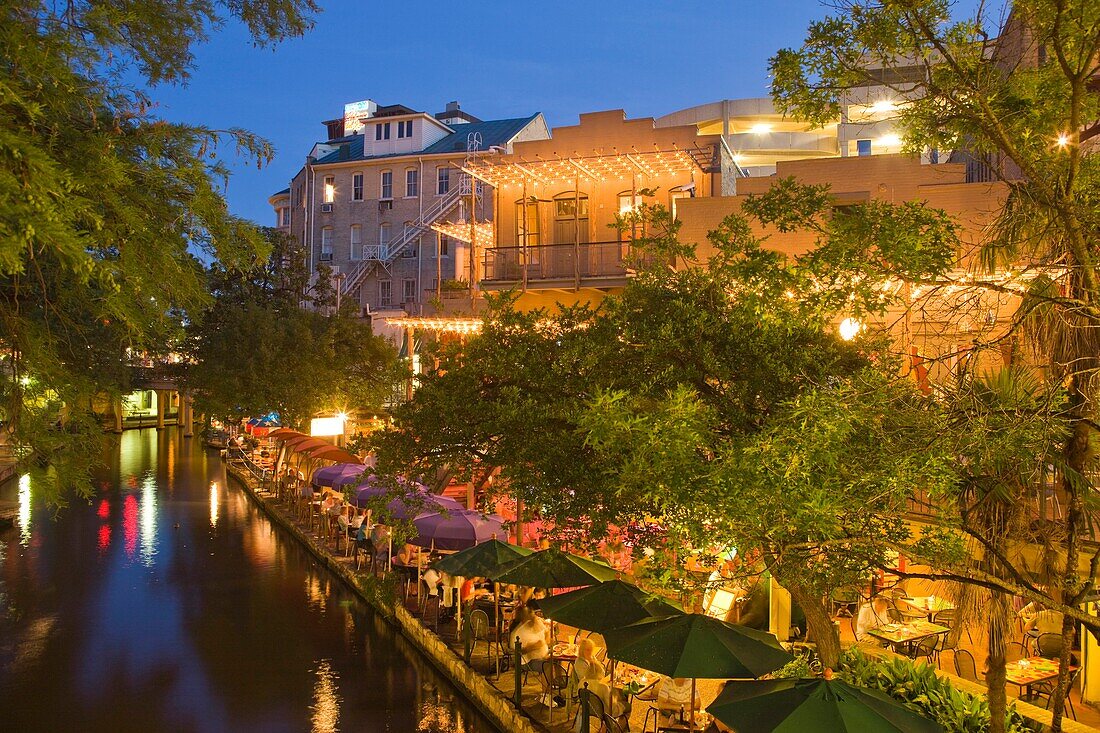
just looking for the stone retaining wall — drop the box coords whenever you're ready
[224,463,541,733]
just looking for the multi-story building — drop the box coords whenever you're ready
[470,109,723,310]
[272,99,548,330]
[656,58,931,185]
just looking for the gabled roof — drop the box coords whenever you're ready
[422,115,541,154]
[311,114,542,165]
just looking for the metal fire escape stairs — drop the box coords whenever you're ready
[342,132,485,297]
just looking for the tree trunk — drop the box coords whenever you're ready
[789,584,840,669]
[1051,384,1094,732]
[986,593,1011,733]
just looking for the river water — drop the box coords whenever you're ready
[0,428,498,733]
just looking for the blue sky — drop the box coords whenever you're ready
[150,1,832,224]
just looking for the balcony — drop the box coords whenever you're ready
[482,241,642,290]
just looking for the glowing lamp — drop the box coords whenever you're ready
[310,415,346,437]
[838,318,862,341]
[1057,134,1069,148]
[878,134,901,148]
[871,99,897,114]
[749,123,773,134]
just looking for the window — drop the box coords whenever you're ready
[856,139,872,157]
[379,222,391,246]
[438,235,449,257]
[403,278,417,302]
[320,227,333,260]
[378,280,392,307]
[436,167,450,195]
[279,207,290,227]
[397,120,414,138]
[352,172,363,201]
[402,244,416,258]
[350,225,362,260]
[405,168,419,197]
[322,176,335,204]
[375,122,391,141]
[380,170,393,199]
[515,198,541,247]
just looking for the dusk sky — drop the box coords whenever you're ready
[147,0,842,224]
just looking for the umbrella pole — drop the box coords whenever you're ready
[494,582,500,675]
[690,677,696,732]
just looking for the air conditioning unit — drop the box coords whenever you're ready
[379,199,393,212]
[319,252,333,262]
[321,203,334,213]
[329,265,341,274]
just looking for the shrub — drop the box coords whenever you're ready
[839,649,1037,732]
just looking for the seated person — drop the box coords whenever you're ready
[508,607,555,706]
[349,507,367,530]
[656,676,701,723]
[571,638,627,724]
[392,543,417,567]
[422,568,442,598]
[855,596,891,644]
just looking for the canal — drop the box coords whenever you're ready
[0,428,499,733]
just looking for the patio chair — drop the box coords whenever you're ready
[573,686,622,733]
[954,649,980,682]
[936,609,973,644]
[1032,668,1078,720]
[909,636,939,666]
[1005,640,1029,663]
[469,609,492,663]
[1037,633,1064,659]
[892,599,926,623]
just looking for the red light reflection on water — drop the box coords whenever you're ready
[98,523,111,553]
[123,494,138,558]
[97,500,109,519]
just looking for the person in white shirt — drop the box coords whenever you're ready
[657,677,701,723]
[855,596,891,644]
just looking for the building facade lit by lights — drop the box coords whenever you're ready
[271,99,549,333]
[470,109,722,311]
[655,57,930,185]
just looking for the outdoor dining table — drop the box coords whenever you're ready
[905,595,955,622]
[551,641,578,662]
[649,711,712,732]
[866,620,950,652]
[1005,656,1069,699]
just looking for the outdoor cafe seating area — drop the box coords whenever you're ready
[225,423,1100,733]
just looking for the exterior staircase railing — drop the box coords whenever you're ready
[343,184,467,296]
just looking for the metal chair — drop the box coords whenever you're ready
[469,609,492,663]
[954,649,980,682]
[1037,633,1063,659]
[1035,669,1078,720]
[1005,640,1029,663]
[909,636,939,666]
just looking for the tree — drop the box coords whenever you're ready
[0,0,318,501]
[378,196,958,669]
[183,229,400,428]
[772,3,1099,727]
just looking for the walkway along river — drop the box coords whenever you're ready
[0,427,499,733]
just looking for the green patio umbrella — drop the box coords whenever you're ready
[493,547,619,589]
[534,579,683,634]
[432,538,533,579]
[706,676,942,733]
[604,613,793,731]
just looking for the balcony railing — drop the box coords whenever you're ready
[483,241,644,285]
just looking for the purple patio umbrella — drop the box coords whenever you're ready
[311,463,369,490]
[411,510,507,551]
[352,483,464,519]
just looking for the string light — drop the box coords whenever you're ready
[385,317,483,334]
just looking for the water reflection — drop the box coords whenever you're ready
[209,480,219,528]
[310,659,341,733]
[17,474,30,547]
[140,473,157,566]
[0,429,497,733]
